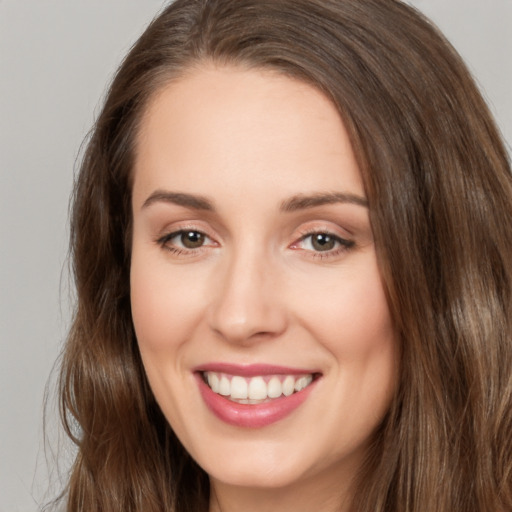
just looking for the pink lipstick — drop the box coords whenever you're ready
[194,363,320,428]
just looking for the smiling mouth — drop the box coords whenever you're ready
[201,371,318,404]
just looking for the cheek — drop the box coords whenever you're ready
[129,252,207,431]
[292,261,394,359]
[130,252,203,355]
[292,256,398,417]
[335,282,393,355]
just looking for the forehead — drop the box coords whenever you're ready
[132,64,363,208]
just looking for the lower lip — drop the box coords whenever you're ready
[195,373,318,428]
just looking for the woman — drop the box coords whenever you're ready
[58,0,512,510]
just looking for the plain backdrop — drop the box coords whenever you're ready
[0,1,510,510]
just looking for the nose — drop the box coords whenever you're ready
[207,246,288,345]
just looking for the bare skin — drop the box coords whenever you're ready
[130,64,398,512]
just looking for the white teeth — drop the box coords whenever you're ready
[203,372,315,402]
[294,375,312,392]
[282,375,295,396]
[248,376,267,400]
[267,376,282,398]
[230,376,248,399]
[207,372,220,393]
[218,376,230,396]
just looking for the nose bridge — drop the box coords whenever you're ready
[208,241,286,343]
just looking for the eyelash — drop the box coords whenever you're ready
[294,230,355,260]
[156,229,355,259]
[156,229,215,256]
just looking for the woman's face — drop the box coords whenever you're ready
[131,64,397,493]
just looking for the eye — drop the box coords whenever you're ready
[306,233,338,252]
[157,229,214,252]
[293,231,354,255]
[177,230,206,249]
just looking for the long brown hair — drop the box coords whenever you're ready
[58,0,512,510]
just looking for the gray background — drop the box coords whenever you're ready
[0,1,510,510]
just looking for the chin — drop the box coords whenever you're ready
[206,459,306,489]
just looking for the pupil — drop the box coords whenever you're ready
[312,233,335,251]
[182,231,204,248]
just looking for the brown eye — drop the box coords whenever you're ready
[311,233,336,251]
[157,229,216,255]
[180,231,205,249]
[292,231,355,256]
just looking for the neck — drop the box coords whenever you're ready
[208,466,356,512]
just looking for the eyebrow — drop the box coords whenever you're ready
[141,190,368,212]
[280,192,368,211]
[142,191,215,211]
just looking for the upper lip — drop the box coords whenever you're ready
[193,362,320,377]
